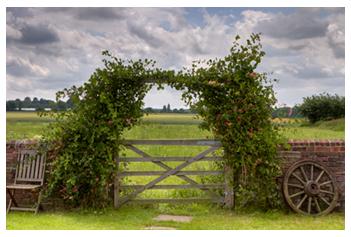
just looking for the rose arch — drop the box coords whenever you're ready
[40,33,282,210]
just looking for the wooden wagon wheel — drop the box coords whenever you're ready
[283,160,338,216]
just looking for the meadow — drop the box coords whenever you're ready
[6,112,345,230]
[6,112,345,141]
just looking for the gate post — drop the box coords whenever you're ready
[224,164,234,209]
[114,153,120,208]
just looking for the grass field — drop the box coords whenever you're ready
[6,205,344,230]
[6,112,345,230]
[6,112,345,141]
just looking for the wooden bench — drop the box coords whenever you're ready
[7,149,46,214]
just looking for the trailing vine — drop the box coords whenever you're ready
[177,34,283,209]
[42,33,283,209]
[42,51,174,207]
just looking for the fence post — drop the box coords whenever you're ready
[224,164,234,209]
[114,153,120,208]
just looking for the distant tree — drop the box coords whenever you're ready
[6,101,17,111]
[144,107,154,113]
[299,93,345,123]
[32,97,39,108]
[161,105,167,113]
[291,105,303,118]
[167,103,171,112]
[39,98,50,108]
[15,99,22,111]
[23,97,32,108]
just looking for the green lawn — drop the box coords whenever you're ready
[6,205,344,230]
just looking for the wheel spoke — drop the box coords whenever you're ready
[308,197,312,214]
[300,166,309,181]
[314,197,321,213]
[315,170,325,183]
[318,195,331,206]
[292,172,306,185]
[287,183,304,189]
[297,194,308,209]
[320,180,332,187]
[283,160,338,216]
[320,189,335,196]
[289,190,305,198]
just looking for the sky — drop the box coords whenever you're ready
[6,7,345,108]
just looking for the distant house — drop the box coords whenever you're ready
[21,108,36,111]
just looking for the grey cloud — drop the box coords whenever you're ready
[75,8,125,21]
[7,59,47,77]
[257,11,327,40]
[295,66,332,79]
[7,8,33,18]
[17,24,59,45]
[330,45,344,58]
[128,22,164,48]
[7,60,29,77]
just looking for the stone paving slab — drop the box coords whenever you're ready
[153,214,193,223]
[145,226,177,230]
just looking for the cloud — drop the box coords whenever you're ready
[128,21,165,49]
[256,10,328,40]
[7,57,50,77]
[325,14,345,58]
[6,7,345,107]
[74,8,126,21]
[15,24,59,45]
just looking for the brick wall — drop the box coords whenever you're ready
[281,139,345,211]
[6,140,64,210]
[6,139,345,211]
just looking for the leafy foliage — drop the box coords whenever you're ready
[175,34,283,209]
[299,93,345,123]
[41,51,173,207]
[42,34,282,210]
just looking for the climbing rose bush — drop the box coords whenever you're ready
[43,34,283,210]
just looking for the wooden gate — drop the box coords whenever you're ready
[114,139,234,208]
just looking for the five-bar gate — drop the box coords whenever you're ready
[114,139,234,208]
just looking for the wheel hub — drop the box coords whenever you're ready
[305,181,320,196]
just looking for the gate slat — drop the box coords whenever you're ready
[120,184,225,189]
[118,170,223,176]
[130,198,224,204]
[118,145,219,206]
[119,156,222,162]
[124,139,221,146]
[125,144,222,199]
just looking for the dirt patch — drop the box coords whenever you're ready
[145,226,177,230]
[153,214,193,223]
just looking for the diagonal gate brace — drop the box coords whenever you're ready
[118,145,219,206]
[125,144,221,198]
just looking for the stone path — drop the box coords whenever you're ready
[153,214,193,223]
[145,226,177,230]
[144,214,193,230]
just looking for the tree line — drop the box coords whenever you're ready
[5,97,296,116]
[6,97,73,111]
[6,98,192,113]
[6,93,345,123]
